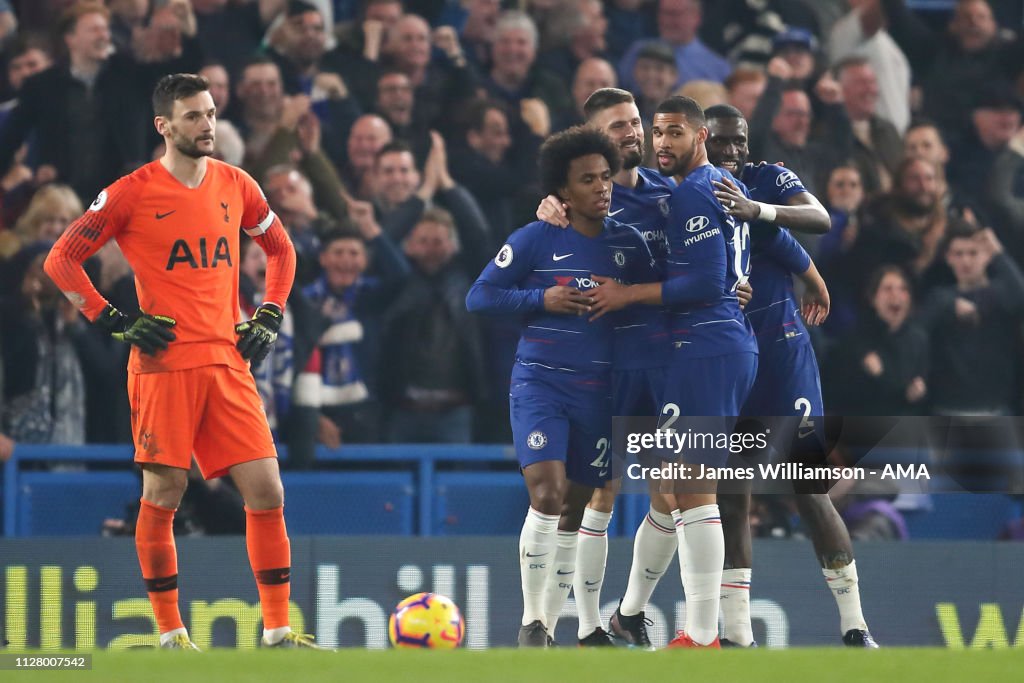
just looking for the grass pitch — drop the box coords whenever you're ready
[11,648,1022,683]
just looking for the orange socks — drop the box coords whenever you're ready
[245,506,291,630]
[135,499,185,634]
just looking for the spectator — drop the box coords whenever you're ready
[2,184,81,261]
[0,243,117,444]
[301,223,410,444]
[832,56,902,195]
[342,113,393,199]
[818,164,867,337]
[484,11,570,133]
[381,13,478,131]
[829,0,912,134]
[107,0,147,54]
[449,98,542,245]
[458,0,502,71]
[0,34,53,121]
[325,0,403,109]
[948,88,1022,218]
[372,136,491,274]
[674,79,727,110]
[986,128,1024,265]
[845,157,950,291]
[699,0,821,69]
[374,68,431,165]
[262,164,336,285]
[824,265,928,416]
[379,209,487,443]
[536,0,610,85]
[750,80,847,198]
[725,67,766,120]
[194,0,287,82]
[618,0,731,92]
[0,1,201,205]
[770,27,819,86]
[568,58,617,127]
[239,238,325,468]
[919,226,1024,415]
[903,119,952,207]
[631,41,678,127]
[198,62,245,166]
[879,0,1024,144]
[233,57,334,181]
[604,0,657,63]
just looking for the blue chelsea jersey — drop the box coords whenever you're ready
[740,163,813,350]
[609,166,673,370]
[466,219,657,379]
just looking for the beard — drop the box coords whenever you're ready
[173,134,215,159]
[622,148,642,170]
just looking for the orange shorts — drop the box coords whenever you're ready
[129,364,277,479]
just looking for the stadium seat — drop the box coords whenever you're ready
[432,472,530,535]
[282,472,415,535]
[18,471,139,536]
[904,493,1020,539]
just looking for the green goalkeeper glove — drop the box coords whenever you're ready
[235,303,283,364]
[94,305,177,355]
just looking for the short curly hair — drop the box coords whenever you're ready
[538,126,621,199]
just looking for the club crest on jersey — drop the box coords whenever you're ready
[89,190,108,212]
[658,197,670,217]
[495,244,513,268]
[613,250,626,267]
[686,215,710,232]
[527,431,547,450]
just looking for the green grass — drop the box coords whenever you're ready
[7,648,1024,683]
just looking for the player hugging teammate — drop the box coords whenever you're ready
[469,93,876,649]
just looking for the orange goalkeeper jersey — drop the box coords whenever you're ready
[45,158,296,374]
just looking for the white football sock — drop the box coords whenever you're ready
[543,530,578,636]
[823,559,868,634]
[720,568,753,646]
[620,506,677,616]
[520,508,559,626]
[671,509,687,586]
[679,504,724,646]
[575,508,611,639]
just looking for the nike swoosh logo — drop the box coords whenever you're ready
[608,208,624,216]
[644,568,664,575]
[552,253,573,261]
[155,210,176,220]
[556,569,574,575]
[525,552,549,557]
[585,580,600,586]
[598,470,608,477]
[798,429,815,439]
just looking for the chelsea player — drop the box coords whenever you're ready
[589,96,758,649]
[466,127,656,647]
[702,104,878,648]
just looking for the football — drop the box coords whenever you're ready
[388,592,465,649]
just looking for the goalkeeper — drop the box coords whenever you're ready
[43,74,323,650]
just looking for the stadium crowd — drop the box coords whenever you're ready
[0,0,1023,537]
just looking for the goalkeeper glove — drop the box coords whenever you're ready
[94,305,177,355]
[235,303,283,364]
